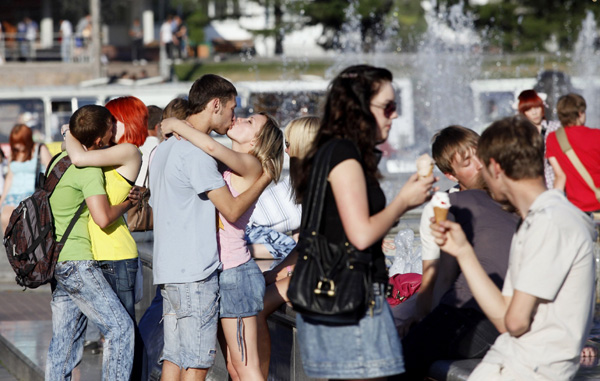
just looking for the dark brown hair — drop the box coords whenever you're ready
[293,65,392,202]
[188,74,237,116]
[69,105,116,148]
[477,116,543,180]
[147,105,163,130]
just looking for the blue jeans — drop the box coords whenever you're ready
[98,258,143,381]
[98,258,138,320]
[46,261,134,381]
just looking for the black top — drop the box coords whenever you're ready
[440,189,519,311]
[311,138,387,283]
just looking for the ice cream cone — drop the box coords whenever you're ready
[433,206,449,222]
[416,153,435,179]
[431,192,451,222]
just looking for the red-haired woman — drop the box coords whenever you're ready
[0,124,51,233]
[517,89,561,188]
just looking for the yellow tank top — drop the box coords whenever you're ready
[89,167,138,261]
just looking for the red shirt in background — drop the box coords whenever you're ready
[546,125,600,212]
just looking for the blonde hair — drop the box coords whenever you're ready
[249,112,284,183]
[284,116,320,159]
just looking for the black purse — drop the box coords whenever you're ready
[287,140,373,325]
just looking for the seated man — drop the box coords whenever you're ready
[396,188,518,380]
[394,125,519,380]
[415,125,485,322]
[432,116,595,380]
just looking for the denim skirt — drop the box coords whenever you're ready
[219,259,265,318]
[296,284,405,379]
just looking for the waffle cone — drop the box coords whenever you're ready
[418,164,433,179]
[433,206,449,223]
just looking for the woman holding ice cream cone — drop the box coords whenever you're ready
[291,65,436,380]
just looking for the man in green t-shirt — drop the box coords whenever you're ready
[45,105,136,381]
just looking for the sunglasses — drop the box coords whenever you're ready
[371,101,397,118]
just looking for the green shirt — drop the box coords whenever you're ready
[49,152,106,261]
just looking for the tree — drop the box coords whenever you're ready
[289,0,396,52]
[457,0,600,52]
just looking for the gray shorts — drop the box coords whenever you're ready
[160,272,219,369]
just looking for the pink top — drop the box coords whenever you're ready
[218,170,256,270]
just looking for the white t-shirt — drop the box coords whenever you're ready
[60,20,73,38]
[248,175,301,233]
[160,21,173,44]
[420,185,460,261]
[478,190,595,380]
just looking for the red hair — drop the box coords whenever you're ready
[518,90,545,117]
[9,124,34,161]
[105,96,148,147]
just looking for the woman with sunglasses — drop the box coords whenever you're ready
[291,65,435,380]
[0,123,51,233]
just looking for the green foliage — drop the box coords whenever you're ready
[469,0,600,53]
[186,11,209,45]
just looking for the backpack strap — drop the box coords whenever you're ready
[43,154,87,244]
[555,127,600,203]
[58,201,86,246]
[34,144,42,188]
[43,155,75,193]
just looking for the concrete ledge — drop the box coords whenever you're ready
[0,325,44,381]
[428,359,480,381]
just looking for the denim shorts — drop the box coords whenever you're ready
[245,225,296,260]
[296,284,405,379]
[219,259,265,318]
[160,272,219,370]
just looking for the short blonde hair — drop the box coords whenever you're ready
[249,113,284,183]
[284,116,320,159]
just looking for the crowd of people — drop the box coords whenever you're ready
[1,64,597,380]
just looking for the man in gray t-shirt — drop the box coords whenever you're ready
[149,74,270,380]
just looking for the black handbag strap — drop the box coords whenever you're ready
[301,140,338,232]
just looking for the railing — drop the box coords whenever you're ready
[0,32,93,63]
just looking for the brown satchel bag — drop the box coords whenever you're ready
[127,162,153,232]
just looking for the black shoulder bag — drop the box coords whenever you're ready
[287,140,374,325]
